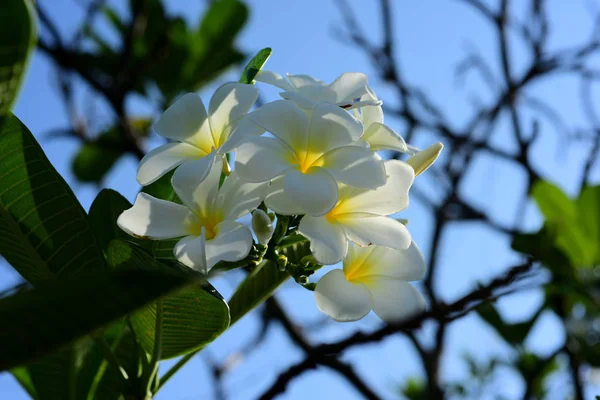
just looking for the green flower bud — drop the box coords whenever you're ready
[252,209,274,244]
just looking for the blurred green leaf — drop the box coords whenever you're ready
[108,241,230,359]
[0,250,196,371]
[515,352,559,398]
[239,47,272,84]
[532,181,576,221]
[476,303,540,345]
[0,0,37,114]
[0,114,105,286]
[400,377,428,400]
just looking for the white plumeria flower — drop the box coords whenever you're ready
[314,241,427,322]
[118,156,267,273]
[235,100,387,217]
[293,160,414,265]
[136,82,259,186]
[255,70,381,110]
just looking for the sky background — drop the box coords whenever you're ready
[1,0,600,399]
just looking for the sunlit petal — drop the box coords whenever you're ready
[338,213,411,250]
[338,160,414,215]
[328,72,369,103]
[117,193,197,240]
[205,221,253,270]
[314,269,373,322]
[174,232,207,273]
[299,215,348,265]
[255,70,294,91]
[216,171,268,220]
[172,153,220,214]
[208,82,258,147]
[364,278,426,323]
[308,103,363,154]
[136,142,204,186]
[283,168,338,216]
[319,145,386,189]
[264,176,306,215]
[154,93,212,151]
[250,100,309,150]
[235,137,295,182]
[362,122,410,153]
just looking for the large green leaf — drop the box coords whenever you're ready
[0,0,37,114]
[108,240,230,359]
[532,180,576,221]
[0,255,196,371]
[239,47,272,85]
[0,114,105,286]
[10,366,37,399]
[576,185,600,260]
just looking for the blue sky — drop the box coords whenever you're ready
[1,0,599,399]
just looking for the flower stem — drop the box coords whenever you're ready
[93,335,129,385]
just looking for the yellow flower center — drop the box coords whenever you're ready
[291,148,325,173]
[188,211,223,240]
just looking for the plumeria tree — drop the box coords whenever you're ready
[1,1,599,400]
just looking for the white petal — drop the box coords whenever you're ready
[154,93,213,152]
[362,123,410,153]
[208,82,258,146]
[284,168,338,216]
[234,137,294,182]
[406,142,444,176]
[307,103,363,155]
[343,242,426,282]
[117,193,198,240]
[319,145,386,189]
[172,153,220,214]
[328,72,369,103]
[264,176,306,215]
[299,215,348,265]
[136,142,203,186]
[250,100,309,150]
[174,233,207,273]
[255,70,294,91]
[338,213,411,250]
[360,104,384,127]
[286,73,326,88]
[364,278,426,323]
[205,221,253,270]
[338,160,414,215]
[218,116,265,154]
[314,269,372,322]
[216,171,268,220]
[279,91,319,109]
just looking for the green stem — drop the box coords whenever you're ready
[155,351,196,393]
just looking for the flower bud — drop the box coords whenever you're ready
[252,209,274,244]
[406,142,443,176]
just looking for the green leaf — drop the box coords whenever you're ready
[576,185,600,261]
[229,260,290,325]
[532,180,576,221]
[239,48,272,84]
[0,0,37,114]
[10,366,37,399]
[0,114,105,286]
[530,180,595,267]
[108,241,230,359]
[0,254,196,371]
[476,303,540,345]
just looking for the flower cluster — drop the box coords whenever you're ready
[118,69,442,323]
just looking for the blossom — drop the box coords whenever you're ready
[255,70,381,110]
[314,242,427,322]
[235,100,386,216]
[118,156,267,273]
[136,82,259,186]
[294,160,415,264]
